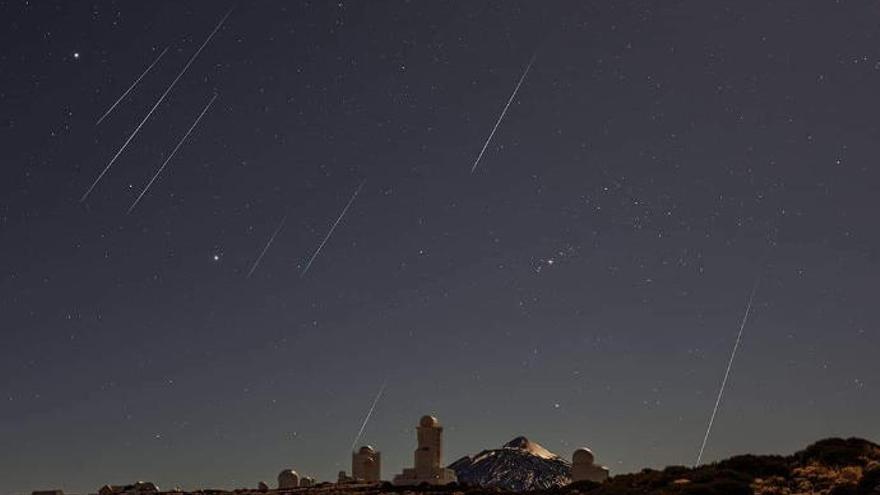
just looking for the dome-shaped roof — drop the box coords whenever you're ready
[573,447,595,464]
[278,469,299,480]
[278,469,300,489]
[419,415,439,427]
[358,445,376,454]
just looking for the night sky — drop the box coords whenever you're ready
[2,1,879,494]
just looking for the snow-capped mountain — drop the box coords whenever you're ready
[448,437,572,491]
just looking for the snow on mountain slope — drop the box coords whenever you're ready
[448,437,571,491]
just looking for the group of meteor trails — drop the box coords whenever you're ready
[80,6,532,279]
[82,6,762,468]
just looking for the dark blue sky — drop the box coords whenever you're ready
[1,1,878,494]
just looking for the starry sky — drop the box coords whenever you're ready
[1,1,879,494]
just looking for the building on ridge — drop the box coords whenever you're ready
[392,415,457,486]
[278,469,300,489]
[352,445,381,482]
[337,470,356,484]
[570,447,609,483]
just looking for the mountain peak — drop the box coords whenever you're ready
[503,436,531,448]
[502,436,558,460]
[449,437,570,491]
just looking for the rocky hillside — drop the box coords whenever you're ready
[560,437,880,495]
[448,436,572,491]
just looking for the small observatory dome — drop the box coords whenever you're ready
[419,415,439,427]
[573,447,595,465]
[278,469,300,489]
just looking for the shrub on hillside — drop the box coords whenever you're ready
[570,470,668,495]
[829,484,859,495]
[679,478,752,495]
[798,438,871,467]
[716,454,791,478]
[564,480,600,492]
[857,466,880,494]
[678,468,753,495]
[662,466,691,478]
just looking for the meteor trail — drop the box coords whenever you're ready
[246,214,288,279]
[470,53,537,174]
[128,93,217,214]
[81,7,233,203]
[95,46,170,126]
[350,379,387,452]
[695,276,762,466]
[301,179,366,277]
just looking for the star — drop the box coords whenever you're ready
[73,52,80,60]
[212,254,220,262]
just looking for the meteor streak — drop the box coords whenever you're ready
[128,93,217,214]
[81,7,233,202]
[301,179,366,277]
[350,379,387,453]
[695,276,761,466]
[95,46,170,126]
[470,53,536,174]
[246,214,288,279]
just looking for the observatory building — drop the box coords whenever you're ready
[277,469,299,489]
[352,445,382,482]
[392,415,457,486]
[571,448,609,483]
